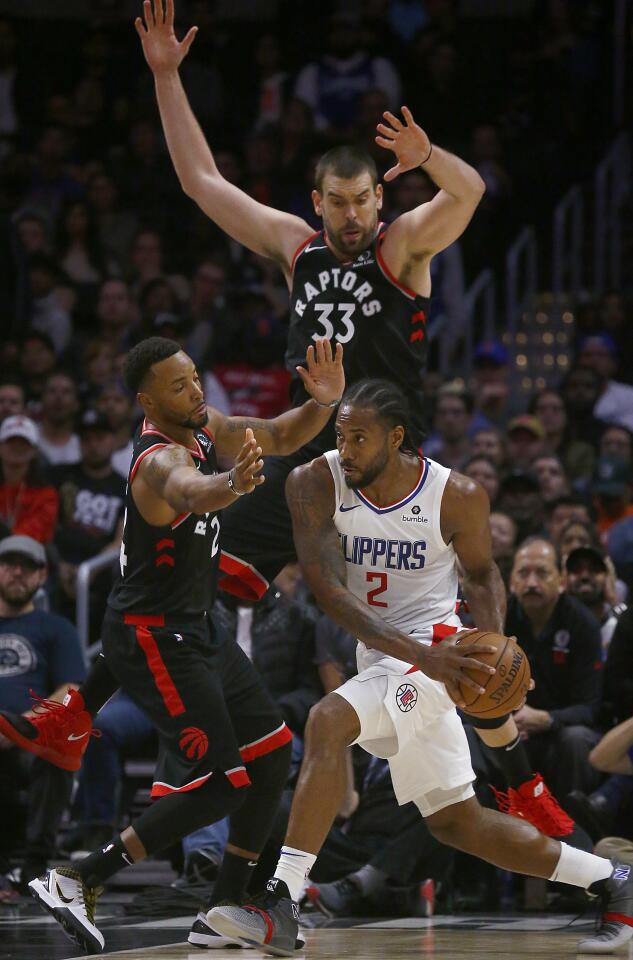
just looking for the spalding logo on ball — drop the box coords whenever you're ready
[447,631,531,718]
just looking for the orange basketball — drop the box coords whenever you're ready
[446,631,531,718]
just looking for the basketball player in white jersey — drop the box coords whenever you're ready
[209,380,633,956]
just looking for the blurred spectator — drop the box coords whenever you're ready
[0,534,85,886]
[184,258,234,366]
[14,209,53,257]
[424,385,473,470]
[470,426,506,468]
[558,518,599,559]
[505,416,545,471]
[560,364,603,449]
[590,456,633,536]
[27,124,82,217]
[489,510,518,588]
[294,13,401,137]
[0,378,25,425]
[564,546,625,656]
[94,278,138,352]
[0,416,58,543]
[470,341,513,431]
[86,171,138,269]
[27,254,72,355]
[57,199,112,287]
[600,425,633,466]
[507,538,602,800]
[602,608,633,726]
[19,332,57,411]
[530,387,595,485]
[497,470,545,543]
[250,33,289,133]
[37,373,80,466]
[96,380,136,479]
[128,227,188,304]
[533,454,570,504]
[463,455,500,505]
[78,339,116,405]
[545,494,593,553]
[578,334,633,432]
[52,410,124,638]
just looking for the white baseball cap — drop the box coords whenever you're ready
[0,415,39,445]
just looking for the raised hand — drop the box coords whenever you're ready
[375,106,432,182]
[231,428,265,495]
[135,0,197,76]
[296,339,345,407]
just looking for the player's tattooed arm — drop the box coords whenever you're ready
[286,459,420,665]
[442,472,506,634]
[138,444,246,515]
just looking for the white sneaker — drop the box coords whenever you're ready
[29,866,104,954]
[188,910,253,949]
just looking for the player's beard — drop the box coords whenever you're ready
[342,447,390,489]
[323,211,378,258]
[182,407,209,430]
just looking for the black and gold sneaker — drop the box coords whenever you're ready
[29,866,104,954]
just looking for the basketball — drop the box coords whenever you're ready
[446,631,531,718]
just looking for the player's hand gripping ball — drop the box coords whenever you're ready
[446,631,531,718]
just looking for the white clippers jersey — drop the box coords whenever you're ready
[324,451,460,663]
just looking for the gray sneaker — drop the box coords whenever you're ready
[579,861,633,953]
[208,879,300,958]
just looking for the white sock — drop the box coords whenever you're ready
[274,846,317,902]
[549,842,613,889]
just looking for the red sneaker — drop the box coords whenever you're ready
[0,689,95,771]
[492,773,575,837]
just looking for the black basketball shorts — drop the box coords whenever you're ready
[101,609,291,798]
[219,436,328,601]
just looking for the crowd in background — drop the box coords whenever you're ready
[1,0,633,915]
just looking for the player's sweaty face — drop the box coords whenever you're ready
[315,173,381,257]
[336,405,390,489]
[145,352,207,430]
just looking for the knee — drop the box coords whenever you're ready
[426,799,480,848]
[305,695,357,750]
[555,724,599,752]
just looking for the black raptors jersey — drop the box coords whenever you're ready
[108,419,221,618]
[286,223,431,438]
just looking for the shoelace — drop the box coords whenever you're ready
[28,691,101,741]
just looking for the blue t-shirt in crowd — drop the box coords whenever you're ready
[0,610,86,713]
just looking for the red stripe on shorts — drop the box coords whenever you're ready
[133,624,186,717]
[239,723,292,763]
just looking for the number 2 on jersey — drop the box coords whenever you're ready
[366,571,388,607]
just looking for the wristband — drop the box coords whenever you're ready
[227,468,245,496]
[420,144,433,165]
[314,397,341,409]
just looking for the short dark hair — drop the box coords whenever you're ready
[340,378,419,454]
[124,337,181,394]
[315,145,378,193]
[544,493,592,517]
[463,454,498,474]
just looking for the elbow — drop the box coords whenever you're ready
[589,747,611,773]
[471,174,486,200]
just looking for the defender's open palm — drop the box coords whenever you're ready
[376,106,432,182]
[296,339,345,407]
[135,0,197,75]
[232,429,265,495]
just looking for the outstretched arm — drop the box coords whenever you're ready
[208,340,345,458]
[287,459,497,703]
[135,0,311,269]
[377,106,485,257]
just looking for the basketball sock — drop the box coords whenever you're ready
[549,842,613,889]
[80,654,120,717]
[274,847,317,902]
[487,735,533,789]
[349,864,387,897]
[211,850,257,906]
[78,837,133,888]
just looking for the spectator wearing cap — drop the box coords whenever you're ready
[545,495,593,553]
[463,455,500,505]
[533,454,570,504]
[497,469,544,543]
[489,511,517,587]
[530,388,596,486]
[591,455,633,535]
[0,535,85,886]
[565,546,626,656]
[600,424,633,467]
[52,410,125,639]
[37,372,81,466]
[0,378,25,426]
[505,415,545,471]
[424,385,473,470]
[506,538,602,800]
[470,340,515,432]
[579,334,633,432]
[0,416,58,544]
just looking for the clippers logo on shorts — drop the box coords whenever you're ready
[396,683,418,712]
[179,726,209,760]
[552,629,570,665]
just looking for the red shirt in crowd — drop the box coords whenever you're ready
[0,482,59,544]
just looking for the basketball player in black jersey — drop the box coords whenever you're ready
[23,335,344,954]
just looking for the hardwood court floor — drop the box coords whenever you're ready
[0,912,599,960]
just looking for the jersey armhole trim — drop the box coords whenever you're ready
[376,233,418,300]
[291,230,322,272]
[129,443,168,485]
